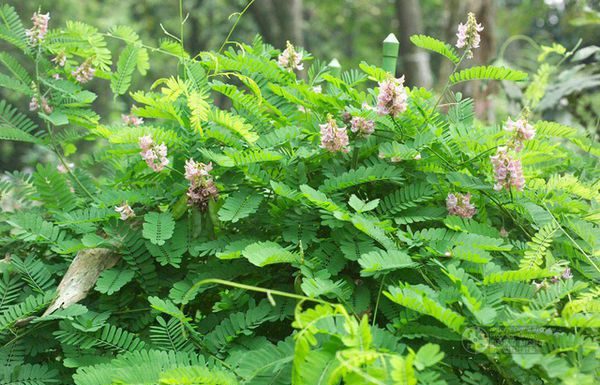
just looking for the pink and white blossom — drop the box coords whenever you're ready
[29,96,52,114]
[184,159,218,210]
[490,146,525,191]
[52,52,67,67]
[350,116,375,137]
[139,135,169,172]
[377,76,408,117]
[456,12,484,58]
[278,41,303,72]
[446,192,477,218]
[504,117,535,152]
[26,12,50,45]
[320,116,349,153]
[57,162,74,174]
[72,60,96,83]
[122,114,144,126]
[115,203,135,220]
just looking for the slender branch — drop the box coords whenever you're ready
[543,204,600,274]
[188,278,333,306]
[432,50,469,111]
[218,0,256,54]
[179,0,185,54]
[371,274,386,327]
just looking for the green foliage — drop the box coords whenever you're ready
[217,189,263,223]
[142,212,175,246]
[0,99,41,143]
[241,241,300,267]
[449,65,528,84]
[0,4,27,52]
[0,7,599,385]
[410,34,460,63]
[94,268,135,295]
[111,45,140,95]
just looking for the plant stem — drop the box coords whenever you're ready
[218,0,256,54]
[179,0,185,54]
[189,278,333,306]
[371,274,386,327]
[45,123,96,201]
[432,50,469,111]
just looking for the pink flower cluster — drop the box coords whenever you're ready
[115,202,135,220]
[456,12,484,58]
[320,116,349,153]
[350,116,375,137]
[56,162,74,174]
[29,95,52,114]
[72,60,95,83]
[490,146,525,191]
[139,135,169,172]
[533,267,573,291]
[446,192,477,218]
[185,159,218,210]
[504,117,535,152]
[278,41,303,72]
[122,114,144,126]
[26,12,50,45]
[52,52,67,67]
[377,76,408,118]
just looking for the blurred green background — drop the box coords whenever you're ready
[1,0,599,171]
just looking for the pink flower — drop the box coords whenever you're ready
[446,192,476,218]
[29,96,52,114]
[490,147,525,191]
[361,102,376,112]
[532,280,546,291]
[184,159,218,210]
[52,52,67,67]
[377,76,408,117]
[57,162,74,174]
[52,73,61,80]
[122,114,144,126]
[115,203,135,220]
[561,267,573,280]
[72,60,95,83]
[138,135,169,172]
[278,41,303,72]
[499,227,509,237]
[504,117,535,152]
[320,115,349,153]
[341,111,352,124]
[350,116,375,137]
[40,98,52,114]
[456,12,484,58]
[25,12,50,45]
[184,159,213,182]
[29,96,39,112]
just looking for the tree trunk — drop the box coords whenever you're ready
[272,0,304,47]
[437,0,468,88]
[470,0,497,121]
[248,0,280,46]
[395,0,433,88]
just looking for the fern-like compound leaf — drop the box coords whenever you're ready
[142,212,175,246]
[410,34,460,63]
[218,189,263,223]
[450,65,528,84]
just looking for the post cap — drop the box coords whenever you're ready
[328,58,341,68]
[383,33,399,44]
[383,33,400,57]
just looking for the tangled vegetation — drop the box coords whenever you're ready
[0,4,599,385]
